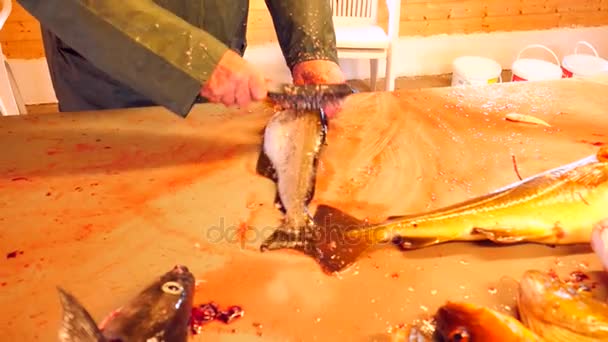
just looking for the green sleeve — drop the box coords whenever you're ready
[264,0,339,71]
[17,0,229,117]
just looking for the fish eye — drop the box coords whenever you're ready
[161,281,184,295]
[448,328,470,342]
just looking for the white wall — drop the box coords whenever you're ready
[7,25,608,105]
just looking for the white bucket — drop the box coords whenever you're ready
[451,56,502,86]
[511,44,563,82]
[562,41,608,78]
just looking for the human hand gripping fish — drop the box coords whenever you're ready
[262,146,608,274]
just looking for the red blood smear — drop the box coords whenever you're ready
[566,270,596,291]
[6,250,23,259]
[190,303,219,334]
[75,143,96,152]
[11,177,29,182]
[190,302,244,335]
[217,306,244,324]
[579,140,606,146]
[569,270,590,283]
[237,221,248,249]
[547,269,558,279]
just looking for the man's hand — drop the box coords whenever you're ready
[292,60,347,118]
[591,219,608,270]
[201,49,268,108]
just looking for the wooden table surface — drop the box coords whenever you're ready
[2,76,608,341]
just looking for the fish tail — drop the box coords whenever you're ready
[57,287,106,342]
[260,205,387,273]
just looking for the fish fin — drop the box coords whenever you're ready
[255,143,277,182]
[57,287,106,342]
[260,205,379,274]
[471,227,551,243]
[392,236,447,250]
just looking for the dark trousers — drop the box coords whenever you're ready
[42,28,160,112]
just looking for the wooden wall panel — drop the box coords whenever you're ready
[1,0,608,59]
[1,0,44,58]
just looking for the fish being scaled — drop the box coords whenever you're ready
[434,301,545,341]
[57,264,195,342]
[256,108,328,251]
[518,269,608,341]
[263,146,608,274]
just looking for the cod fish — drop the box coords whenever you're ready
[268,146,608,274]
[435,301,544,341]
[58,264,195,342]
[518,270,608,341]
[256,108,328,251]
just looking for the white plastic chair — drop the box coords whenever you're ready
[0,0,26,115]
[331,0,401,91]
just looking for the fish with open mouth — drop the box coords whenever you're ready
[263,146,608,274]
[517,269,608,341]
[256,108,328,251]
[57,264,195,342]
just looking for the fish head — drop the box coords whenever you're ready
[434,301,533,341]
[518,269,608,340]
[519,269,593,325]
[100,264,196,341]
[434,302,488,341]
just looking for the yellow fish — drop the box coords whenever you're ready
[261,147,608,273]
[434,301,545,341]
[518,270,608,341]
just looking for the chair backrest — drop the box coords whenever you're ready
[0,0,12,31]
[331,0,379,26]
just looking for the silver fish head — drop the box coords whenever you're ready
[58,265,195,342]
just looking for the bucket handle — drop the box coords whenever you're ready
[516,44,561,67]
[575,41,599,57]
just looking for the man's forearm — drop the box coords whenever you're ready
[264,0,339,72]
[18,0,229,116]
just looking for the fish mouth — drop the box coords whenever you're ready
[171,265,190,275]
